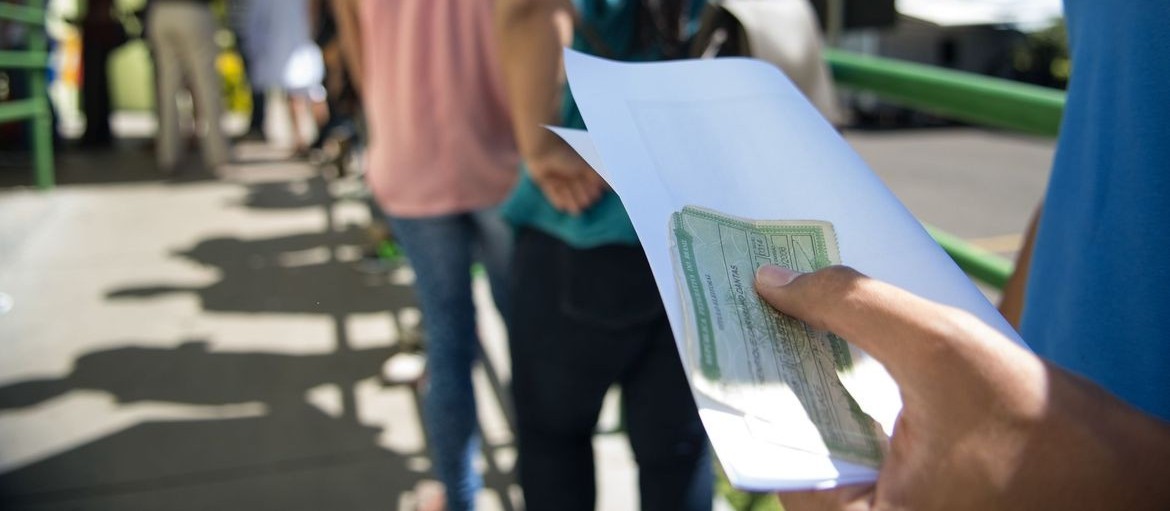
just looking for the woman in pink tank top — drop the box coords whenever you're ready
[349,2,519,510]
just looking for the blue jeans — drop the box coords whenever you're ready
[387,208,512,511]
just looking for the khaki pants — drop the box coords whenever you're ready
[148,2,229,169]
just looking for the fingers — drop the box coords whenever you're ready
[524,138,612,215]
[753,265,963,383]
[537,177,600,215]
[565,178,594,213]
[553,155,605,214]
[531,162,607,215]
[538,179,582,214]
[580,165,607,191]
[568,169,605,209]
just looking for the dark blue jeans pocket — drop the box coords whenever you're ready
[557,242,665,330]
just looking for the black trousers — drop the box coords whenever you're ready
[509,228,712,511]
[81,43,113,145]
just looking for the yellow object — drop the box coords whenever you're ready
[106,42,250,114]
[216,50,252,114]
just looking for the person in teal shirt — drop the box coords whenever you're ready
[496,1,713,510]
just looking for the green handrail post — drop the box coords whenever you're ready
[825,50,1067,290]
[0,0,54,189]
[27,0,53,189]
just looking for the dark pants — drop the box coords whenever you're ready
[81,43,113,146]
[235,35,267,134]
[510,228,713,511]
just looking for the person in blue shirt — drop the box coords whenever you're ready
[1017,0,1170,422]
[495,1,713,510]
[756,0,1170,509]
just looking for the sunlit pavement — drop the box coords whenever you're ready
[0,125,1052,510]
[0,141,545,510]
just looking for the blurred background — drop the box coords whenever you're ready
[1,0,1067,510]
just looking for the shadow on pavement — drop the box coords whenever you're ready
[0,140,314,189]
[0,174,519,510]
[237,178,338,211]
[0,141,213,188]
[0,341,424,510]
[105,226,416,316]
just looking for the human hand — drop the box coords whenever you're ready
[524,137,606,215]
[753,265,1170,511]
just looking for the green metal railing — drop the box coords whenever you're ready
[0,0,54,189]
[826,50,1067,289]
[924,225,1014,290]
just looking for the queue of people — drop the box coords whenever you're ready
[71,0,1169,509]
[75,0,347,171]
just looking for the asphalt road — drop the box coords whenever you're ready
[845,127,1055,259]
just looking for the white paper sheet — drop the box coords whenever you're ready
[556,49,1024,491]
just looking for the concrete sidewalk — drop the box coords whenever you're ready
[0,143,648,510]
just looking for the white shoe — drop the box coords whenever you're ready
[382,352,427,385]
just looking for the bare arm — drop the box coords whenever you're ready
[495,0,572,163]
[495,0,604,214]
[999,204,1042,328]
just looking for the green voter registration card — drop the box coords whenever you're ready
[670,205,884,467]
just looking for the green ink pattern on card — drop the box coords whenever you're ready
[669,206,883,467]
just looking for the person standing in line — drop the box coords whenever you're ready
[348,1,519,509]
[226,0,266,140]
[243,0,324,156]
[79,0,123,147]
[147,0,230,171]
[496,1,714,510]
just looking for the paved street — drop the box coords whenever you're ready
[850,128,1054,254]
[0,126,1054,510]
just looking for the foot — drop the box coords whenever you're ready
[381,352,426,385]
[414,480,446,511]
[291,145,312,160]
[352,254,393,275]
[237,129,267,143]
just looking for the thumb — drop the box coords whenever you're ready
[753,264,960,386]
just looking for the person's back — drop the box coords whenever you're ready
[356,2,518,510]
[1021,0,1170,420]
[359,0,518,218]
[496,1,714,510]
